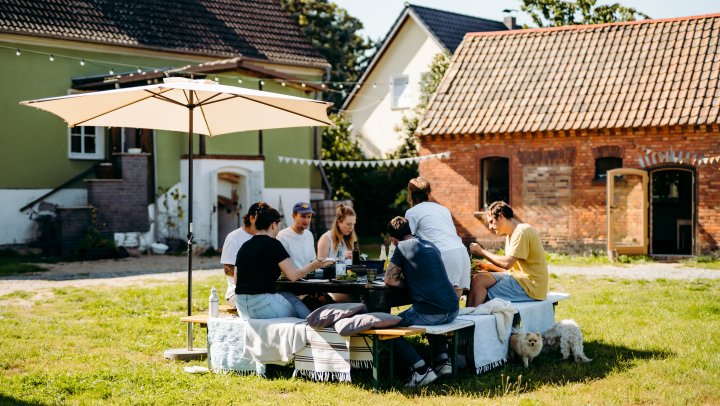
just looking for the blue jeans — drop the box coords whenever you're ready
[393,306,459,369]
[235,292,310,320]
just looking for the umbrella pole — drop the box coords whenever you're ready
[186,97,195,351]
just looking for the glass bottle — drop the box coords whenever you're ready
[335,243,346,277]
[352,242,360,265]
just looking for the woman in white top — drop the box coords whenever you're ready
[405,177,470,298]
[317,204,357,261]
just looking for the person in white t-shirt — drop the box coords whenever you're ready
[220,201,265,306]
[405,177,470,298]
[277,202,316,269]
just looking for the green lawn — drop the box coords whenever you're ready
[1,274,719,405]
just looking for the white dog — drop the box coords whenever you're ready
[509,331,543,368]
[542,319,592,363]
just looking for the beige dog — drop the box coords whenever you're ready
[509,331,543,368]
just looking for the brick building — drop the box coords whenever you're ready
[418,14,720,256]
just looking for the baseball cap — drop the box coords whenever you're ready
[293,202,315,214]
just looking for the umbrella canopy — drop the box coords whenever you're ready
[20,77,332,135]
[20,77,332,356]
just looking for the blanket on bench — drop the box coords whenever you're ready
[294,326,373,382]
[458,292,571,374]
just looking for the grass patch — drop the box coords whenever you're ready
[0,250,51,277]
[680,255,720,269]
[1,275,719,404]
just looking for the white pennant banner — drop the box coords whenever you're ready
[640,147,719,168]
[277,151,451,168]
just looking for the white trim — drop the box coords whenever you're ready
[68,125,105,160]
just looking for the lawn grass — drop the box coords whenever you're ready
[1,274,719,404]
[0,250,51,277]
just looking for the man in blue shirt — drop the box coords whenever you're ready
[385,216,459,387]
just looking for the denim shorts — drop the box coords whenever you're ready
[487,272,535,302]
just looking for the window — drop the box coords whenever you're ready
[390,74,411,109]
[481,157,510,208]
[595,157,623,180]
[68,126,105,160]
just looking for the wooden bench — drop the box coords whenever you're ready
[356,327,425,392]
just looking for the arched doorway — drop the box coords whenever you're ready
[216,172,247,249]
[649,166,695,255]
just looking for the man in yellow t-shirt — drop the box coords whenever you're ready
[466,201,548,306]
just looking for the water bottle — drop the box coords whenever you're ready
[208,286,219,318]
[335,244,346,277]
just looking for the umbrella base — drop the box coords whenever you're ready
[163,348,207,361]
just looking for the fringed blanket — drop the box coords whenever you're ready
[293,326,373,382]
[207,316,306,376]
[207,317,259,375]
[458,292,571,374]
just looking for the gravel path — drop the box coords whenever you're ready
[1,255,718,298]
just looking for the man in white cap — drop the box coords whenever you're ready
[277,202,316,270]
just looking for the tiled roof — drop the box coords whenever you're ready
[409,4,516,52]
[419,14,720,136]
[0,0,328,67]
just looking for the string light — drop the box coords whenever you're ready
[3,45,383,94]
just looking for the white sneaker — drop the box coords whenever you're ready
[405,368,437,388]
[434,360,452,378]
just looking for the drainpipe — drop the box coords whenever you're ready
[317,67,333,199]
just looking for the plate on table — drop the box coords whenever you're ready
[330,278,358,284]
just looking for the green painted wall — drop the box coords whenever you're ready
[1,40,325,193]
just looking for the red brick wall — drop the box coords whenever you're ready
[419,125,720,254]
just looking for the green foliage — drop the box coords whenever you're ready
[520,0,650,27]
[280,0,375,108]
[2,275,720,403]
[320,114,416,239]
[74,227,118,260]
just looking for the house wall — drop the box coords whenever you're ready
[345,18,443,157]
[1,38,325,245]
[419,125,720,254]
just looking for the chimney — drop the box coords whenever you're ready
[504,16,516,30]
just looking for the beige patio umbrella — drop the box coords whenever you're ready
[21,77,332,358]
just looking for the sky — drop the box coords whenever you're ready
[331,0,720,41]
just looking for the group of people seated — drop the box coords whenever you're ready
[219,177,549,387]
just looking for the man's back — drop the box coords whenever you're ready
[393,238,459,315]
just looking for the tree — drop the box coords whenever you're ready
[280,0,375,108]
[520,0,649,27]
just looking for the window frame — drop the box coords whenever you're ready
[68,125,105,160]
[480,156,510,209]
[594,156,623,181]
[389,74,411,110]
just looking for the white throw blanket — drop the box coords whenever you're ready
[459,298,517,342]
[293,326,373,382]
[207,317,258,374]
[241,317,307,365]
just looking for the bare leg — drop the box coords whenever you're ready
[466,272,497,307]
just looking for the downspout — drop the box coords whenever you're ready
[317,67,333,199]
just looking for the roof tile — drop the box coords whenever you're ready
[0,0,327,67]
[421,14,720,135]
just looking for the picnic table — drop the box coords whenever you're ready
[275,278,412,313]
